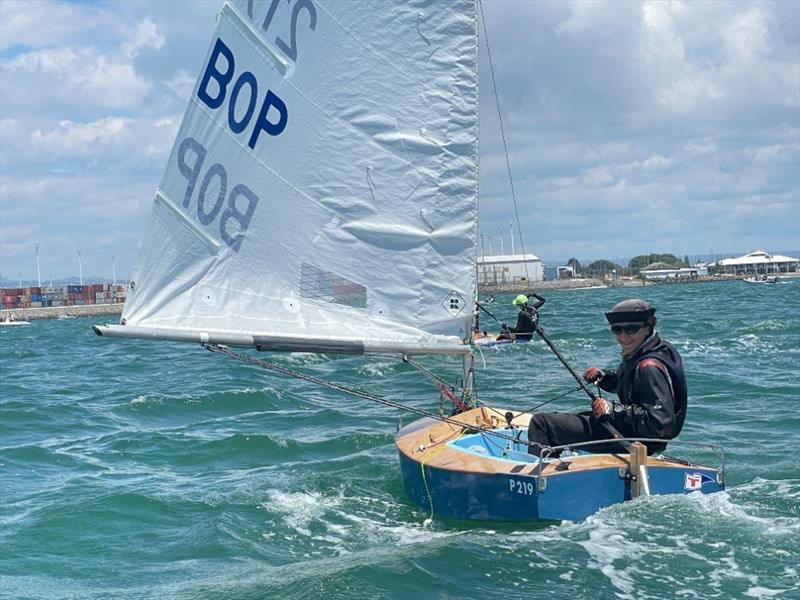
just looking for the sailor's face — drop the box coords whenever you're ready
[613,322,649,356]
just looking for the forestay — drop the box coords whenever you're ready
[96,0,479,354]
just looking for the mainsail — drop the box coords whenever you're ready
[95,0,478,354]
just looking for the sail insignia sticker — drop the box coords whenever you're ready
[442,291,466,316]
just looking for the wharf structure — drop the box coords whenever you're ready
[478,253,543,287]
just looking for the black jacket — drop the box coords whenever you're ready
[597,333,687,450]
[507,307,535,340]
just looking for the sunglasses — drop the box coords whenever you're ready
[610,324,644,335]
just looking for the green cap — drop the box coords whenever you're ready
[512,294,528,305]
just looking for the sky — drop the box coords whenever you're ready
[0,0,798,280]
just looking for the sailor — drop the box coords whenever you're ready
[528,299,687,456]
[495,293,544,341]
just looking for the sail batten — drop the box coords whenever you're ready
[115,0,478,355]
[154,191,222,253]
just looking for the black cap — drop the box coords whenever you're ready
[605,299,656,324]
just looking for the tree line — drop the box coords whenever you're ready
[566,253,691,277]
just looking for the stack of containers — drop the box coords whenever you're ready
[0,283,128,308]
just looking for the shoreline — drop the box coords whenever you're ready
[480,273,800,294]
[0,304,122,321]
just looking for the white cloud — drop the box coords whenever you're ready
[0,0,112,51]
[751,143,800,166]
[2,47,152,111]
[165,69,196,100]
[2,115,177,169]
[30,117,132,156]
[120,18,165,59]
[641,154,674,171]
[685,141,718,157]
[721,7,769,63]
[581,166,615,187]
[656,73,724,112]
[642,1,685,61]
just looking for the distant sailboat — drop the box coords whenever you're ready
[95,0,723,522]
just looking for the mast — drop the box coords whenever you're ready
[36,244,41,288]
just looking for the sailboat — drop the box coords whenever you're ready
[94,0,723,522]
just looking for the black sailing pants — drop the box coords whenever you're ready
[527,411,628,456]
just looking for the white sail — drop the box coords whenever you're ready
[96,0,478,354]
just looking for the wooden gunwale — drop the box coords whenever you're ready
[396,406,710,477]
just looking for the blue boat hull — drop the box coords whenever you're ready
[395,411,724,522]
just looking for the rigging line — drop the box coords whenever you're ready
[204,344,545,450]
[402,354,472,398]
[519,385,584,416]
[476,301,504,327]
[478,0,529,281]
[420,430,464,523]
[401,354,476,411]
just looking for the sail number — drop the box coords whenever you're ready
[509,479,535,496]
[247,0,317,63]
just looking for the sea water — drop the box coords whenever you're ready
[1,280,798,599]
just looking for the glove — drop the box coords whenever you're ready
[592,397,611,420]
[583,367,605,383]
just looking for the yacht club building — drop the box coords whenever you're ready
[707,250,799,276]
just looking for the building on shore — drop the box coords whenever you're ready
[556,265,575,279]
[707,250,799,276]
[639,261,708,281]
[478,253,543,287]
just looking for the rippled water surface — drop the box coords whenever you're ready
[1,280,798,599]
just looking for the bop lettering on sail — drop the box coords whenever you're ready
[174,37,289,253]
[198,38,288,150]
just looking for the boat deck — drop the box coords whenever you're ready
[396,406,704,477]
